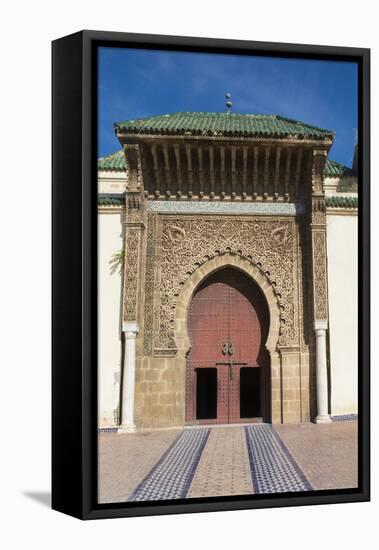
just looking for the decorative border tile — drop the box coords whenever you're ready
[147,200,306,216]
[245,425,312,494]
[128,428,210,502]
[331,414,358,421]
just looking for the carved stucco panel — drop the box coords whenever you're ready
[144,215,300,353]
[297,219,309,352]
[123,229,140,322]
[143,214,157,354]
[312,230,328,321]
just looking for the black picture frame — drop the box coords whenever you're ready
[52,30,370,520]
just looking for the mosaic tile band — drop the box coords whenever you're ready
[147,200,306,215]
[331,414,358,421]
[245,425,312,493]
[128,428,210,502]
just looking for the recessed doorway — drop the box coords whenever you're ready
[186,267,270,424]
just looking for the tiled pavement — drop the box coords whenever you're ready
[98,428,180,503]
[98,421,358,504]
[187,427,253,498]
[275,421,358,490]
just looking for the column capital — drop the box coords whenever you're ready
[122,321,139,334]
[314,320,328,331]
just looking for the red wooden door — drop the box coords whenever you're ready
[186,268,269,424]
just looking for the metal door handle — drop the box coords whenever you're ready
[222,342,234,356]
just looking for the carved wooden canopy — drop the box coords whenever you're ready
[117,137,331,203]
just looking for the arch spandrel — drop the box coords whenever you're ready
[156,216,298,352]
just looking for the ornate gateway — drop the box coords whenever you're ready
[113,112,333,430]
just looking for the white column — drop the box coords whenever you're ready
[314,320,331,423]
[119,321,139,433]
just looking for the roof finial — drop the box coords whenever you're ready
[225,92,232,113]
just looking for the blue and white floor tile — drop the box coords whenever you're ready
[128,428,210,501]
[245,424,312,493]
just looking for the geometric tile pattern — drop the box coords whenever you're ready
[331,414,358,421]
[98,422,358,503]
[245,425,312,493]
[274,421,358,490]
[147,200,305,216]
[128,428,210,501]
[98,429,180,503]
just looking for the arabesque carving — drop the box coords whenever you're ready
[311,197,326,225]
[123,230,140,321]
[312,230,328,321]
[143,215,156,354]
[149,216,299,351]
[126,194,144,223]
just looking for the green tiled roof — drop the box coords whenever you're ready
[98,151,127,171]
[115,112,335,140]
[325,196,358,208]
[98,193,125,206]
[324,158,356,178]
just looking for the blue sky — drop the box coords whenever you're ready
[98,47,358,167]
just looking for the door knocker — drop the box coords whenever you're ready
[222,342,234,356]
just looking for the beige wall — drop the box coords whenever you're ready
[98,210,123,428]
[327,212,358,415]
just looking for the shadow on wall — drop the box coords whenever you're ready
[22,491,51,508]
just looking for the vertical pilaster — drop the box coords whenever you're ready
[310,149,331,424]
[119,144,146,432]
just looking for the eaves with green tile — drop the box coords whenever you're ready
[115,112,335,140]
